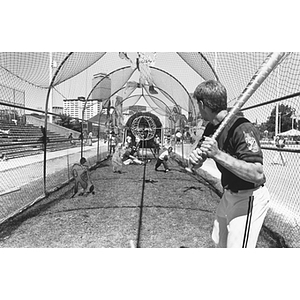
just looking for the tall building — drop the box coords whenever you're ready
[63,73,112,121]
[63,97,80,119]
[63,97,95,120]
[52,106,63,115]
[52,106,63,123]
[84,100,95,120]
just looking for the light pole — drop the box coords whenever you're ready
[278,112,282,134]
[291,109,296,130]
[275,103,279,136]
[48,53,57,124]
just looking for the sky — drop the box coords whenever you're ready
[29,51,299,127]
[2,51,300,128]
[51,52,202,105]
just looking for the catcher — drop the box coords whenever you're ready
[71,157,95,197]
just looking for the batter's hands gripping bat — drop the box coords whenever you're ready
[186,52,288,173]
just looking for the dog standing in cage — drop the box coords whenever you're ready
[189,80,270,248]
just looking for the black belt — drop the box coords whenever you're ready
[226,184,264,193]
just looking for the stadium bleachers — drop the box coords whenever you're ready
[0,121,78,159]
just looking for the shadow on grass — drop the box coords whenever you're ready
[0,187,73,241]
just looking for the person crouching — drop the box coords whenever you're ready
[155,146,173,172]
[112,143,124,173]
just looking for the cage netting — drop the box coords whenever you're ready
[0,52,299,247]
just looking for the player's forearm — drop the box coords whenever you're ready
[213,150,265,184]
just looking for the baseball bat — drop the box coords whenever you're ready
[185,52,288,173]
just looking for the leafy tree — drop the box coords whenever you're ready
[57,113,81,132]
[57,113,72,127]
[259,104,295,136]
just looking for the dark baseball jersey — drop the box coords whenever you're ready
[202,115,265,191]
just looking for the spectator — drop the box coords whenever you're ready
[112,143,123,173]
[153,134,160,155]
[164,136,169,146]
[84,130,88,145]
[175,131,182,144]
[272,136,286,165]
[0,129,10,135]
[0,152,7,162]
[68,133,75,145]
[78,132,83,144]
[109,135,117,155]
[39,126,50,149]
[125,135,132,147]
[87,131,93,146]
[135,136,141,149]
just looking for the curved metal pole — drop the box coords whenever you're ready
[96,105,108,160]
[146,85,182,115]
[186,52,287,173]
[84,84,179,146]
[81,65,135,157]
[111,86,184,146]
[96,106,102,161]
[88,64,194,120]
[119,93,174,116]
[43,52,74,195]
[197,52,219,81]
[81,61,197,160]
[176,52,219,82]
[106,84,182,118]
[150,65,198,117]
[80,107,85,157]
[86,66,135,101]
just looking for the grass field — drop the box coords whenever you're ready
[0,156,282,248]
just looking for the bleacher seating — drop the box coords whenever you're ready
[0,121,79,159]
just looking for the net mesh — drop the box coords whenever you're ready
[0,52,106,88]
[0,52,299,247]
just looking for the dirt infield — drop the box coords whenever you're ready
[0,157,281,248]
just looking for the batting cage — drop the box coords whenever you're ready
[0,52,299,247]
